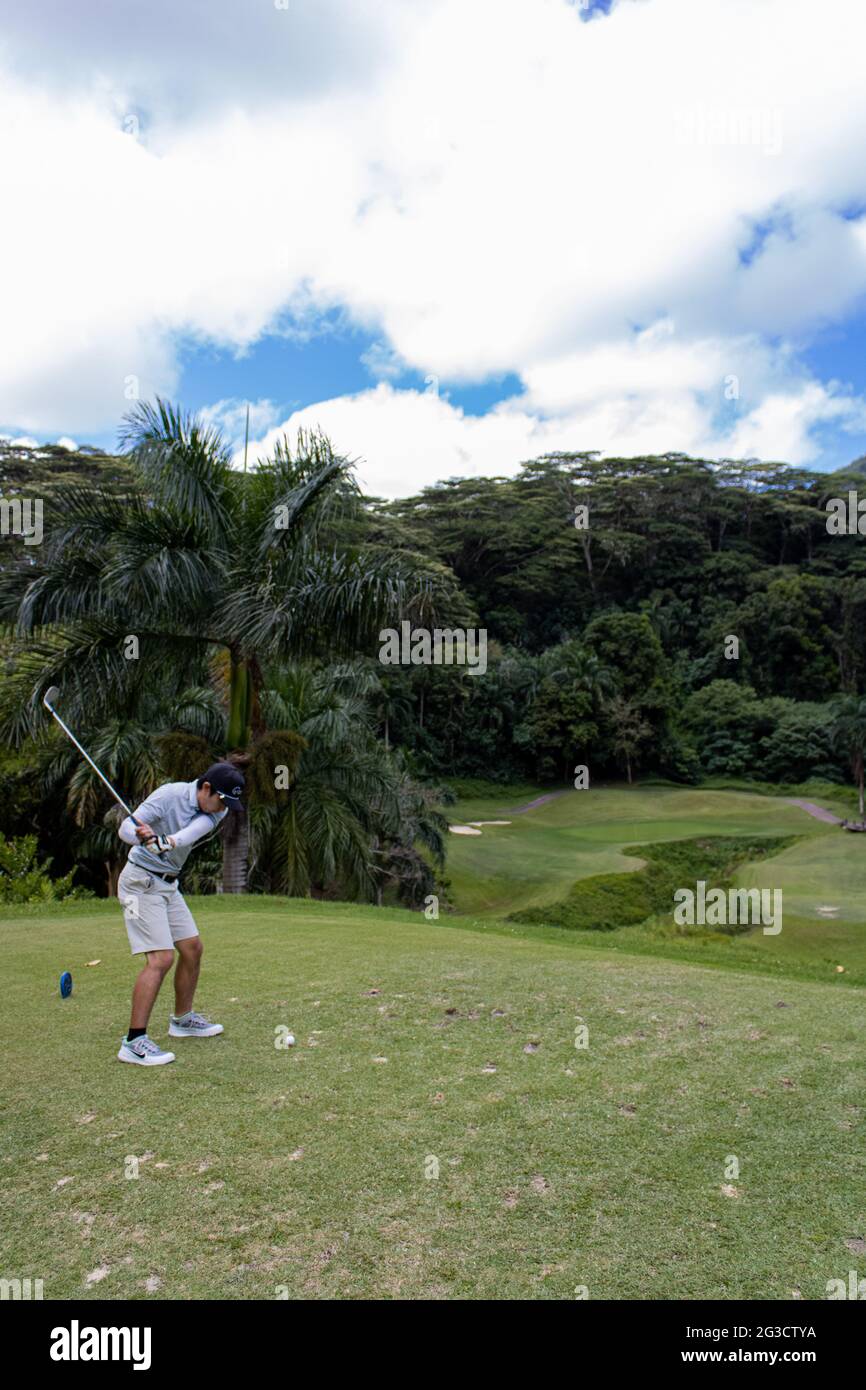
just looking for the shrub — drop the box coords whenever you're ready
[0,835,92,905]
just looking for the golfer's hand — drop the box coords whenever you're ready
[135,823,156,841]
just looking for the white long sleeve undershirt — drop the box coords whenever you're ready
[119,811,216,848]
[118,816,139,846]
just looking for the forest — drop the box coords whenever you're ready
[2,421,866,900]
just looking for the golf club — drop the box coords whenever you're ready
[42,685,160,848]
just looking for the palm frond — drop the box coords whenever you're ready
[119,397,235,540]
[167,686,227,744]
[218,548,441,661]
[255,429,358,560]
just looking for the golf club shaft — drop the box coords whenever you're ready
[45,702,139,824]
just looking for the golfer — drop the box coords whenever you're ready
[115,762,245,1066]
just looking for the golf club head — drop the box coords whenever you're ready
[42,685,61,709]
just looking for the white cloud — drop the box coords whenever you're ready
[2,0,866,479]
[0,434,40,449]
[359,341,409,382]
[251,383,544,496]
[251,348,866,496]
[0,0,423,123]
[715,383,866,465]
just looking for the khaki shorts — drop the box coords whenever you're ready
[118,861,199,956]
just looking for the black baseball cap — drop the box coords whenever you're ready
[199,762,245,809]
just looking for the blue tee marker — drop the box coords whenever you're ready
[59,971,73,998]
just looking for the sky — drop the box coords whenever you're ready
[2,0,866,495]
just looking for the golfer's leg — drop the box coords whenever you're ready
[130,950,175,1029]
[166,889,201,1014]
[173,935,203,1014]
[166,892,222,1036]
[118,864,175,1035]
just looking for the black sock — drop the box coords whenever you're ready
[127,1027,146,1041]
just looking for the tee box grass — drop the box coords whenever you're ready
[1,885,864,1300]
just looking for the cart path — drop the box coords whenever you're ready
[787,798,844,825]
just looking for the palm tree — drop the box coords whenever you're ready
[248,661,448,901]
[0,399,444,890]
[521,642,615,781]
[27,661,427,902]
[368,759,451,908]
[830,695,866,819]
[377,674,414,751]
[539,642,616,703]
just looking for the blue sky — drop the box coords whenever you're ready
[3,0,866,492]
[182,316,866,464]
[59,317,864,470]
[6,309,866,473]
[177,333,524,446]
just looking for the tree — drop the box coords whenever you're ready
[830,696,866,818]
[604,695,652,784]
[584,612,667,699]
[757,701,840,784]
[0,400,447,891]
[734,575,838,700]
[515,643,612,781]
[0,834,90,904]
[249,661,448,902]
[680,680,762,777]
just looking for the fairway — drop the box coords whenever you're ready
[2,895,864,1301]
[444,784,866,985]
[445,785,839,917]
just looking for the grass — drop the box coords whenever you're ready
[1,894,865,1300]
[444,783,829,918]
[443,783,866,985]
[512,834,799,933]
[4,780,864,1300]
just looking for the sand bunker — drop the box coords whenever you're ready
[449,819,513,835]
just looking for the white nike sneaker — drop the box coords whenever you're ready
[118,1034,176,1066]
[169,1011,224,1038]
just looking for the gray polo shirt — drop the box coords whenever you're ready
[120,780,227,875]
